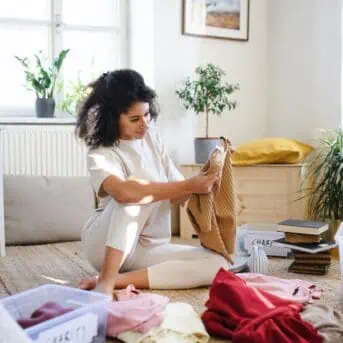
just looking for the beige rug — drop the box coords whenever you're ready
[0,239,342,343]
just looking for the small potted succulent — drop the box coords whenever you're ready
[15,49,70,118]
[176,63,239,163]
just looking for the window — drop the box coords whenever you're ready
[0,0,127,117]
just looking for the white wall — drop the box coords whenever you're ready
[129,0,342,163]
[128,0,155,87]
[153,0,268,164]
[267,0,342,144]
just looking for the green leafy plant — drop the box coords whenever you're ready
[176,63,239,138]
[60,77,91,115]
[302,129,343,221]
[15,49,70,99]
[299,129,343,241]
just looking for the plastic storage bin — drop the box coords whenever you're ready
[0,284,111,343]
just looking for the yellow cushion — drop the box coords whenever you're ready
[231,138,314,165]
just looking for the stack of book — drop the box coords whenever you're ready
[273,219,337,275]
[288,252,332,275]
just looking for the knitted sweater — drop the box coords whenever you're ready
[186,138,237,262]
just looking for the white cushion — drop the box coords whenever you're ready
[4,176,94,244]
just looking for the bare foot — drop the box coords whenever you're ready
[78,276,98,290]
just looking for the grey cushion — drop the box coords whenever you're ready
[4,176,94,244]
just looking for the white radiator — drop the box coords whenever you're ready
[0,126,88,176]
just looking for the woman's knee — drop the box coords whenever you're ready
[210,253,229,271]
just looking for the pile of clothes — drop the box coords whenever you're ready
[17,270,343,343]
[202,268,342,343]
[17,284,209,343]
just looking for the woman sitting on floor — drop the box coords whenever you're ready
[76,69,228,296]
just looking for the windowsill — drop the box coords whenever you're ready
[0,117,76,125]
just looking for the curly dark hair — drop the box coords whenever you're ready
[76,69,159,148]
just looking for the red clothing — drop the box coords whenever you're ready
[202,268,322,343]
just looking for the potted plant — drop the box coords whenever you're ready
[301,128,343,245]
[59,76,91,116]
[15,49,70,118]
[176,63,239,163]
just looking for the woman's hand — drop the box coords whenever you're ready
[187,172,218,194]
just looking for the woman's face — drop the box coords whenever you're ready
[119,102,151,140]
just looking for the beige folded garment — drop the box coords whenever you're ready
[301,304,343,343]
[186,137,238,263]
[118,302,209,343]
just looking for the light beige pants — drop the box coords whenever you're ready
[81,200,228,289]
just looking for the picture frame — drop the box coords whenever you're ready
[182,0,250,41]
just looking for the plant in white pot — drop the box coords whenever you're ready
[176,63,239,163]
[15,49,70,118]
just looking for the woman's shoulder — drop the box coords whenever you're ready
[87,145,125,171]
[146,126,163,147]
[88,145,113,155]
[87,145,119,162]
[87,129,162,156]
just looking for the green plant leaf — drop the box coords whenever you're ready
[15,49,70,99]
[176,63,239,116]
[53,49,70,72]
[300,128,343,220]
[58,75,91,116]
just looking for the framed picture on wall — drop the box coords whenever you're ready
[182,0,250,41]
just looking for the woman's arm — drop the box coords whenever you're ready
[102,173,217,205]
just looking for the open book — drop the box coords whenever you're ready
[273,238,337,254]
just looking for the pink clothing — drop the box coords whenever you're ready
[114,284,140,301]
[237,273,321,304]
[107,287,169,337]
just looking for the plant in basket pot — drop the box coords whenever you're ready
[15,49,70,118]
[301,128,343,255]
[176,63,239,164]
